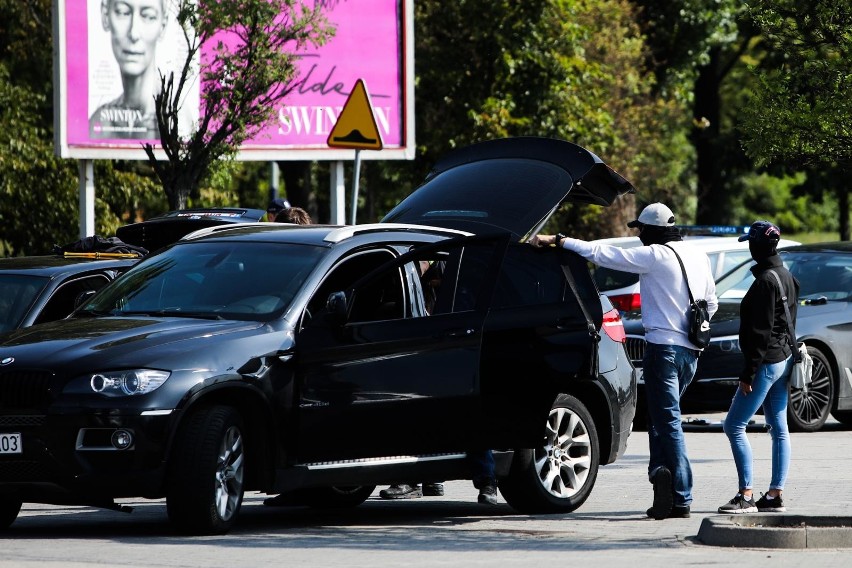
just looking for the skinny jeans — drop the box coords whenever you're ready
[723,356,793,491]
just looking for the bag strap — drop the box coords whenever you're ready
[662,244,696,304]
[767,269,801,363]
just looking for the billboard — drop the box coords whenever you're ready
[54,0,414,160]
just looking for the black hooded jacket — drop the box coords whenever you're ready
[738,254,799,384]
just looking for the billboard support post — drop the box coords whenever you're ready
[330,161,346,225]
[78,160,95,238]
[350,150,362,225]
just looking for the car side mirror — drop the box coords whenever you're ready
[75,290,97,308]
[325,291,349,325]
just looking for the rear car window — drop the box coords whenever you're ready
[592,267,639,292]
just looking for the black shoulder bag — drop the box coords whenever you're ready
[664,244,711,349]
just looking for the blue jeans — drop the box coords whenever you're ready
[643,343,698,507]
[723,356,793,492]
[467,450,495,488]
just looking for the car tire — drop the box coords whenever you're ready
[831,409,852,426]
[499,393,600,514]
[166,405,246,535]
[303,485,376,508]
[0,499,22,529]
[788,346,834,433]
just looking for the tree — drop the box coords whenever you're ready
[372,0,686,238]
[145,0,334,210]
[739,0,852,239]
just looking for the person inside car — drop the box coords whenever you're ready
[531,202,718,520]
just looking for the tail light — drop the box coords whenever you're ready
[608,293,641,312]
[602,308,626,343]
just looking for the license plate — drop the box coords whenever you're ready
[0,433,21,454]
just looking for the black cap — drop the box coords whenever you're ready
[738,220,781,243]
[267,198,291,214]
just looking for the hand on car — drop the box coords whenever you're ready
[530,234,557,248]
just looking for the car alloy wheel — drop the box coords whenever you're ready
[788,346,834,433]
[167,405,246,534]
[499,393,600,513]
[535,406,593,499]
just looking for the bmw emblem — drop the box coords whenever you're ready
[0,357,13,366]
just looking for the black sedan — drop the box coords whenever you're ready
[0,255,137,333]
[625,242,852,432]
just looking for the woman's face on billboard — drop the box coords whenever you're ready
[102,0,167,77]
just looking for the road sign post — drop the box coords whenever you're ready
[327,79,384,224]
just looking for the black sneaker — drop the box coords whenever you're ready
[755,493,786,512]
[717,493,758,514]
[647,466,673,520]
[379,484,422,499]
[646,504,690,519]
[422,483,445,497]
[478,485,498,505]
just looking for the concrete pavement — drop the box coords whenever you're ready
[4,414,851,567]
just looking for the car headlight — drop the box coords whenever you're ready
[65,369,170,397]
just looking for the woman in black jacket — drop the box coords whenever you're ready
[718,221,798,515]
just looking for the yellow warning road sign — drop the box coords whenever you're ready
[327,79,384,150]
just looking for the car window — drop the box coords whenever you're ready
[306,249,399,322]
[0,275,47,331]
[714,250,752,279]
[432,241,500,314]
[35,275,111,325]
[592,266,639,292]
[86,242,324,320]
[493,246,569,307]
[788,254,852,301]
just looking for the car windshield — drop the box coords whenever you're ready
[716,251,852,302]
[83,242,324,321]
[0,274,48,331]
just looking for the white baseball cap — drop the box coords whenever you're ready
[627,202,676,228]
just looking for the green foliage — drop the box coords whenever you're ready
[741,0,852,169]
[732,171,838,235]
[147,0,335,209]
[740,0,852,238]
[631,0,742,97]
[372,0,694,238]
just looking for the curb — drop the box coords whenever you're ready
[697,515,852,549]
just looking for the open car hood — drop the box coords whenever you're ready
[382,137,635,240]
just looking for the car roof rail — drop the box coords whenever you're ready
[323,223,471,243]
[180,222,266,242]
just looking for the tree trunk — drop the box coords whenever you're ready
[693,47,727,225]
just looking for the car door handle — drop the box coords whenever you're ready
[439,328,475,338]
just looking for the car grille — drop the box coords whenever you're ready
[0,415,45,427]
[0,460,54,482]
[0,370,54,409]
[625,336,645,366]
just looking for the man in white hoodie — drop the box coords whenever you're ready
[531,202,718,520]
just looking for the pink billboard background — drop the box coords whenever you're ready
[59,0,411,159]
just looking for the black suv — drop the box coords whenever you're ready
[0,137,636,534]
